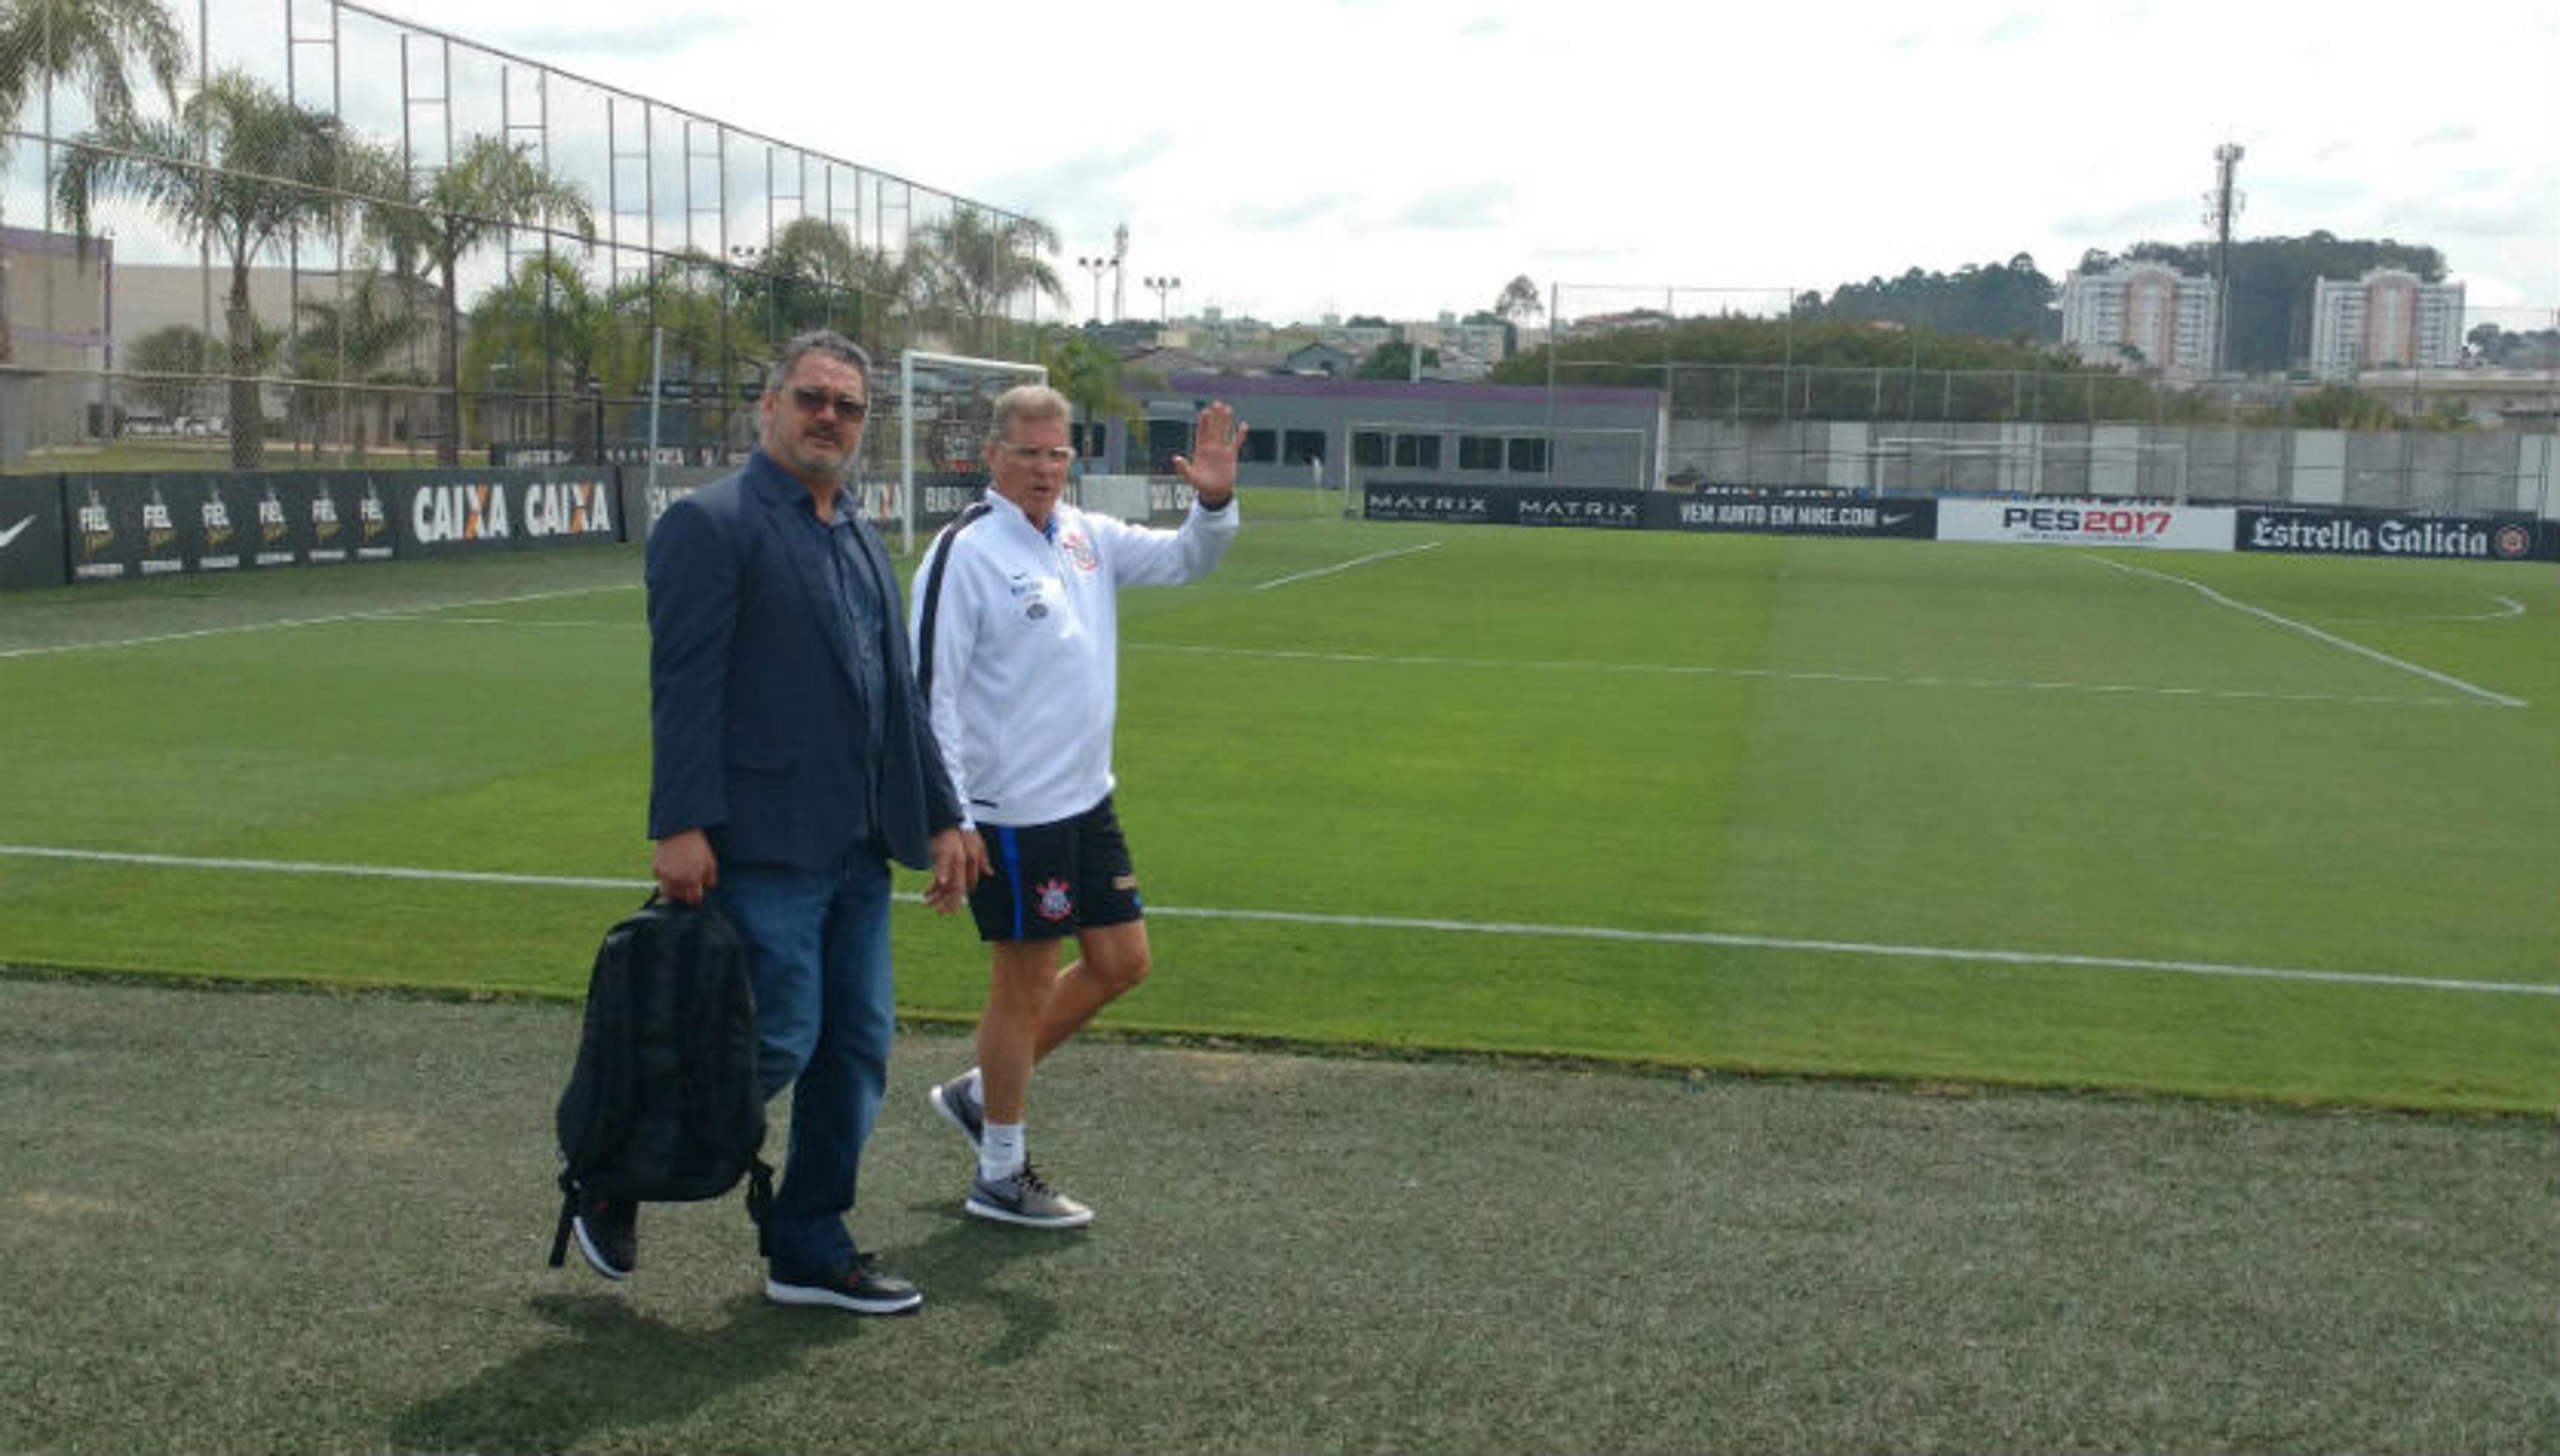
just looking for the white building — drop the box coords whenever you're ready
[2059,261,2221,376]
[2308,268,2465,379]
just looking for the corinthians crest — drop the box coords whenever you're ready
[1033,877,1074,922]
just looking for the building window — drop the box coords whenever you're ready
[1240,427,1277,463]
[1507,437,1549,474]
[1352,429,1388,468]
[1457,435,1504,471]
[1393,433,1440,469]
[1283,429,1326,465]
[1147,418,1192,472]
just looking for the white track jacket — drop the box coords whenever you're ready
[910,489,1239,829]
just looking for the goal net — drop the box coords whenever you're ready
[867,349,1047,552]
[1863,434,2192,501]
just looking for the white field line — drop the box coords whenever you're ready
[2095,558,2529,709]
[1253,540,1441,591]
[0,844,643,891]
[4,843,2549,1000]
[0,583,638,660]
[367,613,642,631]
[1148,904,2557,999]
[1129,641,2489,709]
[2330,594,2529,625]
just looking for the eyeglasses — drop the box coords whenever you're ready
[786,384,869,422]
[1000,443,1075,466]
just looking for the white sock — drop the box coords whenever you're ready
[981,1123,1025,1183]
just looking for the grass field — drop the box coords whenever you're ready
[5,496,2556,1453]
[2,491,2554,1111]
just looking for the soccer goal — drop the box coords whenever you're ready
[875,349,1047,552]
[1865,432,2191,501]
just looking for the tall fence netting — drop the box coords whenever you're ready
[1547,284,2559,515]
[0,0,1054,477]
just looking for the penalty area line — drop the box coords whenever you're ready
[1254,540,1441,591]
[1126,641,2483,708]
[2096,557,2527,709]
[3,843,2549,1000]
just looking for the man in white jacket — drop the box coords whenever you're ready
[909,384,1243,1228]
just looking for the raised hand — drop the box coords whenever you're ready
[1171,400,1244,507]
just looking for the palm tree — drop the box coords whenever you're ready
[288,263,430,461]
[55,69,361,468]
[1035,327,1135,468]
[368,133,595,464]
[461,250,609,453]
[1040,327,1131,423]
[0,0,186,363]
[604,251,753,457]
[737,216,908,356]
[907,206,1066,357]
[120,320,215,422]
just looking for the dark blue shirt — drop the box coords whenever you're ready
[790,487,891,849]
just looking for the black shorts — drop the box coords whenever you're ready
[967,796,1143,943]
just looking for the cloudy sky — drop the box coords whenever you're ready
[391,0,2555,329]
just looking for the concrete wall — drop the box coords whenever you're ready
[1665,418,2559,518]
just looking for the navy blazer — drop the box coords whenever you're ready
[645,451,960,872]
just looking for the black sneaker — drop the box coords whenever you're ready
[571,1197,636,1281]
[765,1254,923,1316]
[928,1075,985,1149]
[965,1163,1094,1229]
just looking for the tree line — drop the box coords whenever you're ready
[1782,233,2459,376]
[1484,313,2487,432]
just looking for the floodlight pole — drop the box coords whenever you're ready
[2203,142,2245,379]
[1077,256,1109,324]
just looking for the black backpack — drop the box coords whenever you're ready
[548,896,774,1266]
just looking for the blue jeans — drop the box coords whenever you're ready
[711,852,895,1277]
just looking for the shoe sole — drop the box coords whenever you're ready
[571,1219,631,1281]
[927,1083,983,1149]
[764,1277,923,1316]
[963,1195,1095,1229]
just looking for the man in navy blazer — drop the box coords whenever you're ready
[575,329,969,1316]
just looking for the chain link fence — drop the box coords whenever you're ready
[1548,285,2560,517]
[0,0,1057,477]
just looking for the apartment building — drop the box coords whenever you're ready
[2059,260,2220,376]
[2307,268,2465,379]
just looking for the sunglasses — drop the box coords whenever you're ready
[786,384,869,422]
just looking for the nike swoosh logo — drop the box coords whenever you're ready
[0,516,31,551]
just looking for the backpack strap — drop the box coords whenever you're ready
[744,1156,776,1257]
[547,1170,578,1268]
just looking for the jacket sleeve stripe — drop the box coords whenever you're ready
[914,501,993,703]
